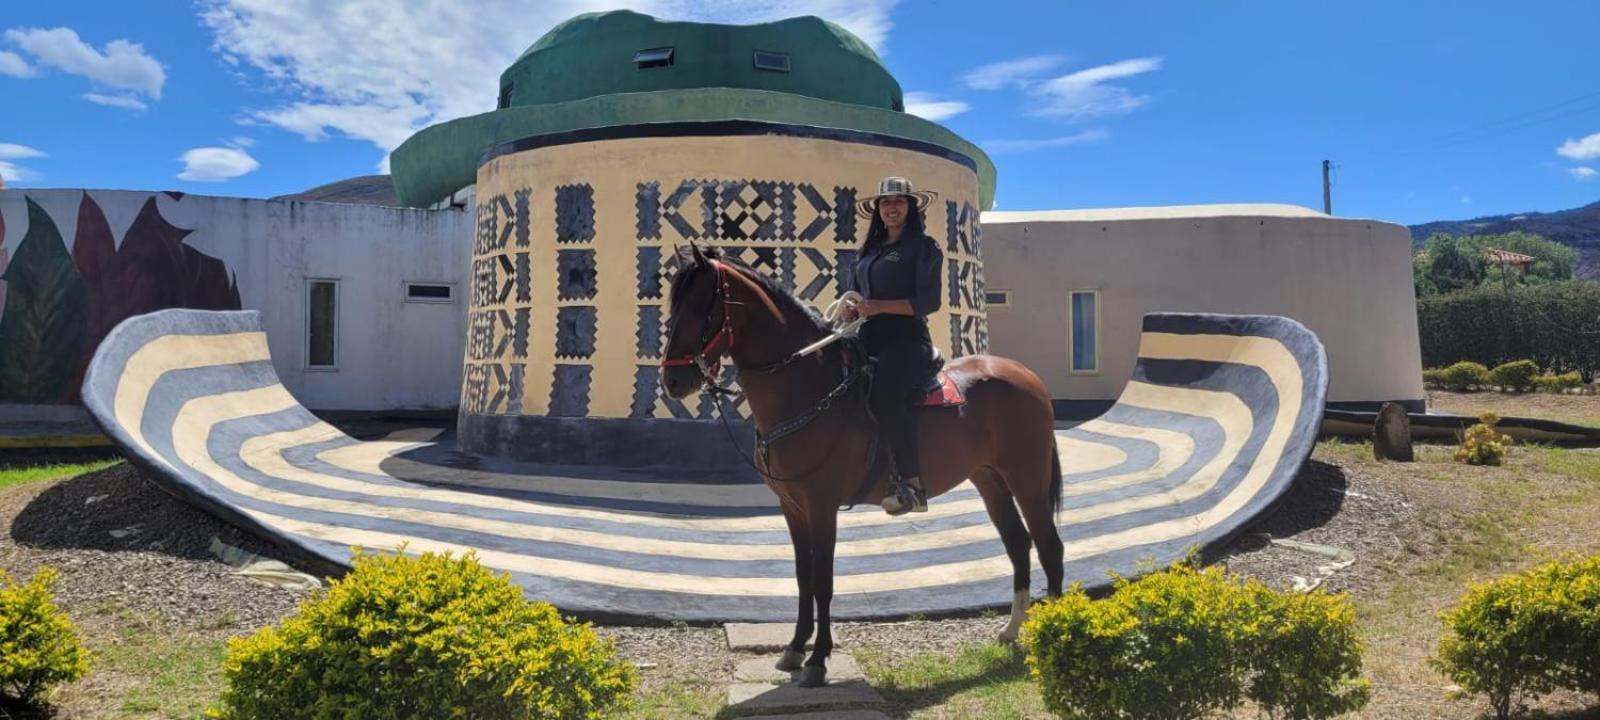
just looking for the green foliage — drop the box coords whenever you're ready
[1413,231,1578,297]
[1433,554,1600,720]
[1020,563,1369,720]
[1489,360,1540,392]
[207,548,636,720]
[1417,281,1600,381]
[1456,412,1513,466]
[1439,361,1491,392]
[1534,371,1585,393]
[1421,367,1444,389]
[0,566,92,706]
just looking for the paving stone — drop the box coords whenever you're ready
[725,622,806,652]
[727,679,883,712]
[734,653,864,683]
[730,711,891,720]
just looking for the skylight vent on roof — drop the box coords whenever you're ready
[634,47,674,69]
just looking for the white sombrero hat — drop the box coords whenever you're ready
[855,176,938,219]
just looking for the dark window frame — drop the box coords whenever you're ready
[752,50,790,73]
[633,46,674,69]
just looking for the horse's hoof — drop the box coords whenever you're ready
[775,649,805,672]
[798,665,828,688]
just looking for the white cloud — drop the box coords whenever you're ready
[1030,57,1162,119]
[961,54,1063,90]
[177,146,260,182]
[229,136,256,148]
[0,50,33,77]
[1461,195,1472,205]
[1570,166,1598,181]
[83,92,147,110]
[4,27,165,100]
[1557,132,1600,161]
[0,143,46,184]
[903,91,968,121]
[982,129,1109,154]
[195,0,899,162]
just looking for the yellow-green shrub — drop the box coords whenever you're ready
[1455,412,1513,466]
[1489,360,1540,392]
[0,566,91,706]
[1433,554,1600,720]
[1020,563,1369,720]
[1440,361,1491,391]
[1422,368,1445,389]
[1534,371,1584,393]
[207,548,636,720]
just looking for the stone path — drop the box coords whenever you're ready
[723,623,890,719]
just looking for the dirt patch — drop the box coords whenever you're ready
[1427,389,1600,428]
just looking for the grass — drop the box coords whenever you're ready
[74,607,233,719]
[859,643,1046,719]
[616,681,725,720]
[0,459,121,490]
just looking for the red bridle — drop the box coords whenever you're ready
[662,259,736,381]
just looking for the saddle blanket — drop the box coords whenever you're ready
[920,370,966,407]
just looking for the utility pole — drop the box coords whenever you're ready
[1322,159,1332,215]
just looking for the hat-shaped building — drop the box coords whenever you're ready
[392,11,996,465]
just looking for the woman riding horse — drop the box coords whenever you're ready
[842,176,944,515]
[659,178,1064,689]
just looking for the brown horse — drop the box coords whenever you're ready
[660,242,1063,687]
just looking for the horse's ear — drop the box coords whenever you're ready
[689,240,709,267]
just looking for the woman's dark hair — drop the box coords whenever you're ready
[860,196,928,254]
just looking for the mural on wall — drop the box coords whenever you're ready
[0,193,241,404]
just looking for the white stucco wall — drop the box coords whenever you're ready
[0,189,472,412]
[981,204,1425,408]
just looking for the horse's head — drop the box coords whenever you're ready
[660,242,734,399]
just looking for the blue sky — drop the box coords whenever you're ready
[1,1,1597,226]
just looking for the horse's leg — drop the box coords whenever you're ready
[973,468,1035,644]
[777,501,813,672]
[798,506,837,688]
[1013,453,1066,598]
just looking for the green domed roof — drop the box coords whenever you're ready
[498,10,904,111]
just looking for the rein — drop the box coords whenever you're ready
[662,259,869,482]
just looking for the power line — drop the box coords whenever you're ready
[1385,89,1600,157]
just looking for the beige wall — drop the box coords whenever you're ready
[466,131,985,420]
[981,206,1424,406]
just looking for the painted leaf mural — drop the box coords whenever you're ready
[67,194,242,398]
[0,198,87,403]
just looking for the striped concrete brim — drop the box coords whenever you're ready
[82,309,1327,622]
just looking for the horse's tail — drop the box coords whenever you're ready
[1049,446,1062,517]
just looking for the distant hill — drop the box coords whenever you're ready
[272,175,399,207]
[1408,199,1600,279]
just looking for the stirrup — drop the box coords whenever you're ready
[881,481,927,516]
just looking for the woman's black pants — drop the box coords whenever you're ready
[861,318,930,481]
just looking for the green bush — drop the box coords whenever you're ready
[207,548,636,720]
[1440,362,1491,392]
[1021,563,1369,720]
[1489,360,1540,392]
[0,566,91,706]
[1456,412,1513,466]
[1417,280,1600,381]
[1434,554,1600,720]
[1422,368,1445,389]
[1534,371,1584,393]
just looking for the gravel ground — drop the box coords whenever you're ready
[0,445,1415,694]
[1427,389,1600,427]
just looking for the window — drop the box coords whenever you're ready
[1069,290,1098,374]
[307,279,338,369]
[984,290,1011,308]
[753,50,790,72]
[497,83,512,109]
[633,47,674,69]
[405,282,453,303]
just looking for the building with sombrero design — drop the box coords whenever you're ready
[1,9,1423,445]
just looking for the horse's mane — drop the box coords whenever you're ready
[670,246,830,337]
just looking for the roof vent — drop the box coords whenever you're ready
[753,50,790,73]
[633,47,674,69]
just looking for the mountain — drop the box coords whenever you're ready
[1408,199,1600,279]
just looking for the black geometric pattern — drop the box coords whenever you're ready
[507,363,525,414]
[636,306,662,358]
[555,184,596,244]
[636,181,662,240]
[473,193,524,255]
[515,252,531,303]
[636,246,663,300]
[462,364,490,413]
[951,314,989,357]
[513,308,530,358]
[833,186,857,244]
[472,257,499,307]
[631,365,689,419]
[948,258,962,310]
[467,310,516,361]
[835,249,858,298]
[945,200,981,255]
[557,249,598,300]
[549,365,591,417]
[556,306,598,359]
[514,189,531,248]
[949,260,980,311]
[496,254,515,304]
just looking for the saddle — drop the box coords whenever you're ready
[841,344,964,509]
